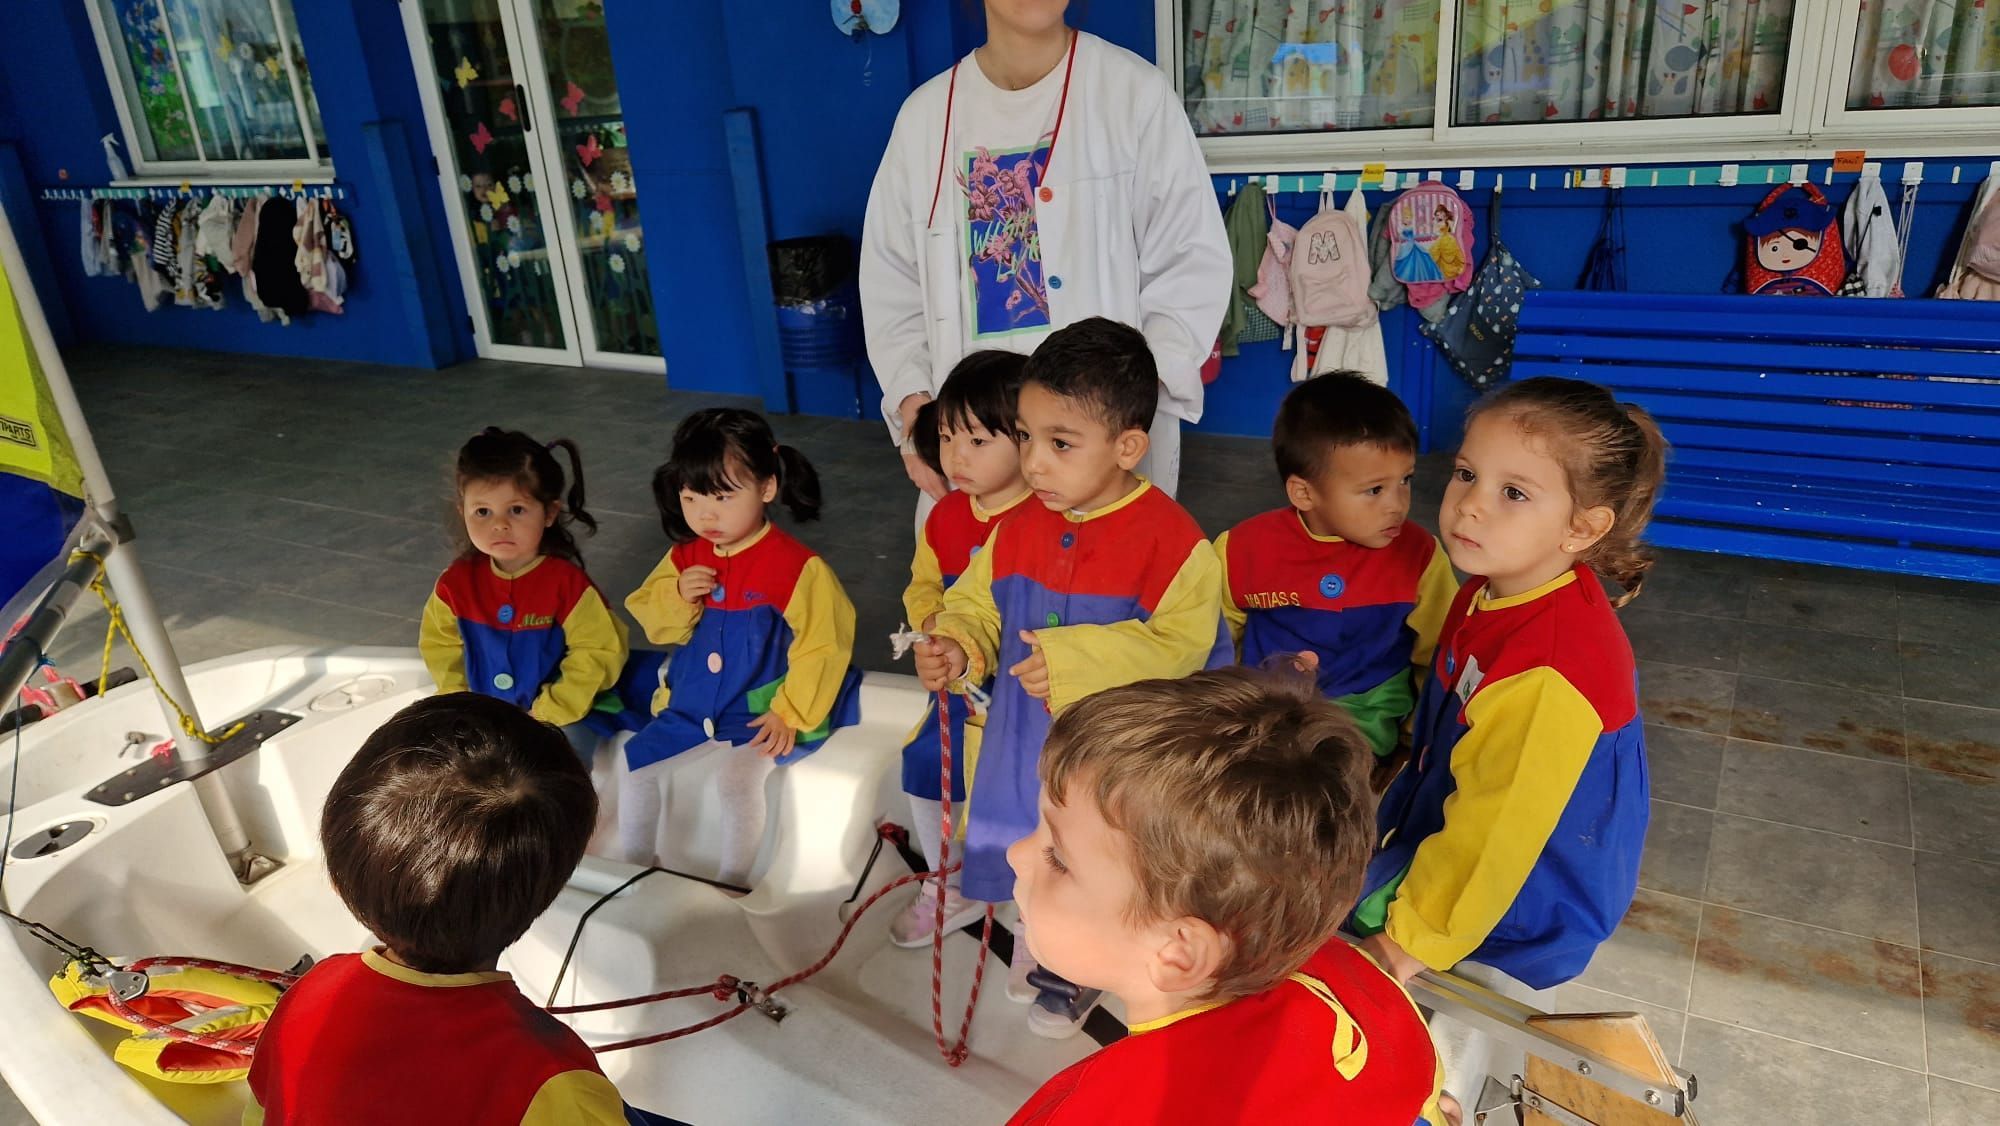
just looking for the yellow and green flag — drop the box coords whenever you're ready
[0,246,88,624]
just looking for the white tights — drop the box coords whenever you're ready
[613,739,778,887]
[907,794,968,891]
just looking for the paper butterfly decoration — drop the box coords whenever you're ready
[488,183,511,207]
[593,191,613,214]
[498,97,517,121]
[562,81,587,114]
[454,57,479,89]
[468,122,494,154]
[576,133,602,167]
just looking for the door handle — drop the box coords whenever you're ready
[516,84,532,133]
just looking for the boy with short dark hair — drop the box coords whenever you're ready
[1214,371,1458,758]
[915,317,1227,1036]
[246,692,625,1125]
[1004,668,1442,1125]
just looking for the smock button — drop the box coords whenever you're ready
[492,673,515,691]
[1049,275,1063,289]
[707,652,723,674]
[1319,574,1346,599]
[1038,186,1053,203]
[1059,532,1075,548]
[711,585,725,603]
[702,717,716,739]
[497,604,515,625]
[1045,611,1061,628]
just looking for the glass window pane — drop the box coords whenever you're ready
[100,0,200,161]
[273,0,327,152]
[160,0,311,161]
[1182,0,1441,135]
[1453,0,1794,126]
[1848,2,2000,110]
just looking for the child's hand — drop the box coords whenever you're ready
[678,565,718,603]
[745,711,796,759]
[1359,931,1428,985]
[914,637,967,692]
[1010,631,1050,700]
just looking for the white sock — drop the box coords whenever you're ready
[713,748,779,887]
[908,795,944,872]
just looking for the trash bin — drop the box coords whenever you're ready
[768,236,867,419]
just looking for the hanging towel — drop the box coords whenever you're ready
[80,200,105,278]
[293,198,343,314]
[231,196,276,323]
[1839,175,1900,298]
[193,196,236,263]
[252,196,310,320]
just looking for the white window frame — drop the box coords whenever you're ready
[82,0,331,182]
[1160,0,2000,174]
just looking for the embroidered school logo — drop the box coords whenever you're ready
[1317,573,1346,599]
[516,613,554,628]
[0,413,37,450]
[1242,590,1301,609]
[745,590,767,604]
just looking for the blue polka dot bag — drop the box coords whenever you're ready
[1422,191,1541,389]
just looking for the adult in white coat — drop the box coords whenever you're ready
[861,0,1230,524]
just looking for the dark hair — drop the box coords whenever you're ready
[1273,371,1418,484]
[1042,665,1376,1001]
[320,693,595,973]
[1469,377,1670,606]
[453,428,596,566]
[652,408,822,542]
[936,349,1027,438]
[912,400,944,478]
[1021,317,1157,434]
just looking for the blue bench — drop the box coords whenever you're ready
[1509,291,2000,584]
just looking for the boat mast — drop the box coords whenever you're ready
[0,203,255,876]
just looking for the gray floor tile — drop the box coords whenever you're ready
[1704,814,1918,945]
[1900,638,1993,709]
[1628,563,1751,620]
[1917,853,2000,966]
[1716,740,1911,845]
[1910,769,2000,864]
[1689,906,1926,1070]
[1899,591,2000,649]
[1639,800,1712,901]
[1646,724,1724,809]
[1923,952,2000,1089]
[1639,661,1736,736]
[1904,698,2000,782]
[1737,623,1902,695]
[1543,981,1687,1065]
[1930,1076,2000,1126]
[1678,1018,1927,1126]
[1747,577,1902,640]
[1899,572,2000,603]
[1727,675,1906,764]
[1621,606,1746,672]
[1574,889,1701,1010]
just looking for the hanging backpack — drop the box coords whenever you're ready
[1385,183,1476,313]
[1249,203,1299,330]
[1579,188,1628,291]
[1939,177,2000,301]
[1743,183,1846,296]
[1422,189,1541,390]
[1288,188,1376,331]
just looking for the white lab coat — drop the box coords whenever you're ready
[860,32,1231,501]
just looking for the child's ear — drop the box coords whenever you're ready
[1564,504,1616,554]
[1114,426,1151,473]
[760,476,780,505]
[1144,916,1228,998]
[1284,474,1316,513]
[543,500,562,528]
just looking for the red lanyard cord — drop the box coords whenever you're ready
[925,30,1078,229]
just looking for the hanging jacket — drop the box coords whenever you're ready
[1840,175,1901,298]
[294,200,344,314]
[251,197,312,318]
[1218,181,1270,357]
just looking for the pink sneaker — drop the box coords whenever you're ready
[889,882,984,948]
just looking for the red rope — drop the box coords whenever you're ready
[931,687,993,1067]
[98,956,303,1056]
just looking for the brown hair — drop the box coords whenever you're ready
[453,428,596,567]
[1470,377,1669,606]
[1272,370,1419,485]
[321,693,595,973]
[1040,666,1377,1001]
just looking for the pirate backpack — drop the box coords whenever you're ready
[1744,183,1846,296]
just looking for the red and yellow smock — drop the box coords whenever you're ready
[418,554,627,726]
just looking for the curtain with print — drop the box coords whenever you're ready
[1183,0,1442,134]
[1848,0,2000,109]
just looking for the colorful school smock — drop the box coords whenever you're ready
[1007,938,1444,1126]
[1214,510,1458,756]
[245,950,626,1125]
[418,554,628,727]
[932,481,1230,902]
[1350,565,1649,989]
[900,488,1033,802]
[623,522,861,769]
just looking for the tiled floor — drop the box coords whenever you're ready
[19,345,2000,1125]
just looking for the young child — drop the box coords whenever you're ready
[1214,372,1458,759]
[890,350,1034,947]
[419,428,628,758]
[1350,376,1667,1109]
[916,317,1228,1034]
[1005,668,1443,1125]
[620,408,862,885]
[247,692,624,1124]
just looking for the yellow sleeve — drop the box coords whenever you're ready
[1038,541,1225,715]
[520,1069,629,1126]
[241,1099,264,1126]
[419,589,469,695]
[902,524,946,628]
[529,587,630,727]
[625,551,702,646]
[931,526,1004,682]
[769,557,858,733]
[1406,538,1459,673]
[1213,530,1246,650]
[1384,666,1604,971]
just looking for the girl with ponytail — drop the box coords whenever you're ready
[616,408,862,885]
[1348,377,1667,1114]
[420,428,629,758]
